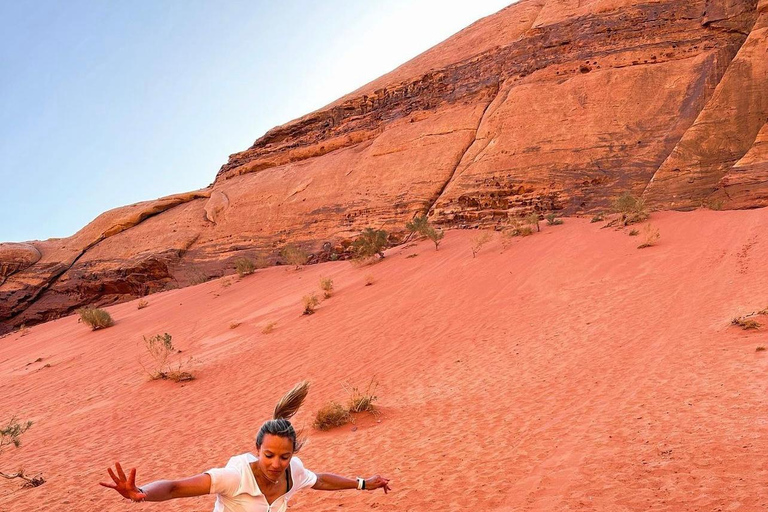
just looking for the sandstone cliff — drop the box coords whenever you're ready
[2,0,767,333]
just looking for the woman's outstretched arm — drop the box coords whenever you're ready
[312,473,391,493]
[100,462,211,502]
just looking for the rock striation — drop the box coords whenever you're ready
[2,0,767,333]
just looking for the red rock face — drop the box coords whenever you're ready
[2,0,767,333]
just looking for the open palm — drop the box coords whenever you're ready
[99,462,146,501]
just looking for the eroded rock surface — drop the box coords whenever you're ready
[3,0,767,333]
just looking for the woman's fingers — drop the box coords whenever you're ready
[115,462,127,481]
[99,481,118,490]
[128,467,137,486]
[106,467,120,484]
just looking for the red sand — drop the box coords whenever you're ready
[1,209,767,511]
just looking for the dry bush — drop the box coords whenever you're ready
[346,379,379,414]
[261,321,277,334]
[352,228,389,261]
[235,257,256,277]
[545,213,563,226]
[137,299,149,310]
[313,401,351,431]
[364,275,375,286]
[319,277,334,299]
[281,245,308,269]
[141,333,195,382]
[612,192,649,226]
[189,269,210,285]
[302,293,320,315]
[229,322,242,329]
[732,317,761,330]
[471,231,493,258]
[526,213,541,232]
[0,417,44,487]
[405,214,444,250]
[77,307,114,330]
[629,229,640,236]
[637,224,660,249]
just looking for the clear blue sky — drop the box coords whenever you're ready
[0,1,513,242]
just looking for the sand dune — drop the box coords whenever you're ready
[1,209,767,511]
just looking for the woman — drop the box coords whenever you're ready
[100,381,391,511]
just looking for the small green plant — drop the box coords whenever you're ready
[613,192,649,226]
[637,224,660,249]
[235,257,256,277]
[137,299,149,310]
[302,294,320,315]
[405,214,445,250]
[0,417,44,487]
[526,213,541,232]
[352,228,388,261]
[280,245,308,269]
[319,278,334,299]
[346,378,379,414]
[141,333,194,382]
[471,231,493,257]
[591,212,605,223]
[261,321,277,334]
[732,317,761,330]
[545,213,563,226]
[77,307,114,330]
[313,401,351,431]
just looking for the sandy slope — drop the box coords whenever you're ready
[1,209,767,512]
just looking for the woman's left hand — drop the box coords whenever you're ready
[365,475,391,493]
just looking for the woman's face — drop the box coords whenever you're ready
[256,434,294,480]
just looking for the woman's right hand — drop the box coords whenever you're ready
[99,462,147,502]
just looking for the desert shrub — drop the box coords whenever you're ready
[77,307,114,330]
[142,333,194,382]
[405,214,445,250]
[0,417,32,452]
[261,321,277,334]
[319,277,334,298]
[471,231,493,257]
[526,213,541,232]
[545,213,563,226]
[637,224,660,249]
[704,198,724,210]
[302,294,320,315]
[189,269,210,285]
[613,192,649,225]
[0,417,44,487]
[137,299,149,310]
[732,317,761,330]
[352,228,388,260]
[629,229,640,236]
[235,257,256,277]
[591,212,605,223]
[346,379,379,414]
[364,275,375,286]
[313,401,351,431]
[280,245,308,269]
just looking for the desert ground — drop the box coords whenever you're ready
[1,209,767,511]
